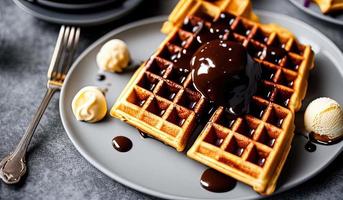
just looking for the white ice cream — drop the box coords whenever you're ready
[72,86,107,123]
[304,97,343,140]
[96,39,131,73]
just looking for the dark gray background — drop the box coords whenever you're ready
[0,0,342,199]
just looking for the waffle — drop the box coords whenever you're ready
[111,56,206,151]
[162,0,259,34]
[111,0,314,194]
[110,0,259,152]
[313,0,343,14]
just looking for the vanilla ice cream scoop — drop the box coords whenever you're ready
[72,86,107,123]
[96,39,131,73]
[304,97,343,143]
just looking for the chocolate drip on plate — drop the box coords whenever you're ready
[112,136,132,152]
[97,74,106,81]
[200,168,237,193]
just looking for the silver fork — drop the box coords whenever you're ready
[0,25,80,184]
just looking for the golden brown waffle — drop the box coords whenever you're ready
[313,0,343,14]
[180,12,314,196]
[111,0,314,194]
[111,56,206,151]
[162,0,259,34]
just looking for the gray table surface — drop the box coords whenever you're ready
[0,0,342,199]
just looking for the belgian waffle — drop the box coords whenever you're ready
[111,0,314,194]
[313,0,343,14]
[111,56,206,151]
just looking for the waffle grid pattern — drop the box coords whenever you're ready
[182,10,312,194]
[111,0,314,194]
[112,53,206,151]
[178,13,312,109]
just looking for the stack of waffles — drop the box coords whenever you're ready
[111,0,314,195]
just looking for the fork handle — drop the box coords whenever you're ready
[16,87,58,155]
[0,87,58,184]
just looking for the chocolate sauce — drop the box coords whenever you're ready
[305,141,316,152]
[138,129,150,138]
[168,67,189,85]
[190,40,261,116]
[308,132,341,145]
[268,138,276,147]
[256,157,266,167]
[214,138,224,147]
[235,148,244,157]
[195,13,236,44]
[138,99,146,107]
[97,74,106,81]
[249,102,266,119]
[112,136,132,152]
[261,46,287,65]
[147,83,156,91]
[195,26,219,45]
[170,48,193,71]
[253,30,269,44]
[200,168,237,193]
[217,112,236,128]
[303,133,317,152]
[297,131,342,152]
[196,102,217,124]
[182,17,203,33]
[261,67,275,81]
[211,13,235,38]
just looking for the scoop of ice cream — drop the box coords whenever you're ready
[304,97,343,142]
[72,86,107,123]
[96,39,131,73]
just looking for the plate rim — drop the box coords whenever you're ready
[35,0,121,10]
[59,13,343,200]
[12,0,143,26]
[288,0,343,26]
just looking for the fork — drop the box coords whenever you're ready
[0,25,80,184]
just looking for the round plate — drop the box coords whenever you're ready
[60,12,343,200]
[289,0,343,26]
[13,0,143,26]
[35,0,121,10]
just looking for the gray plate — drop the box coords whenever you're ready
[60,12,343,200]
[13,0,142,26]
[289,0,343,26]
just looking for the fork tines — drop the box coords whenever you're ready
[48,25,80,83]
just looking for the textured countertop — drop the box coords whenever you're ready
[0,0,342,199]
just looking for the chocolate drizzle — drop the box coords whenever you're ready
[310,131,342,145]
[261,46,287,64]
[304,133,317,152]
[138,129,150,139]
[194,13,235,45]
[200,168,237,193]
[305,140,316,152]
[190,40,261,116]
[112,136,132,152]
[296,130,343,152]
[97,74,106,81]
[182,17,203,33]
[195,26,218,45]
[170,48,193,71]
[210,13,235,39]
